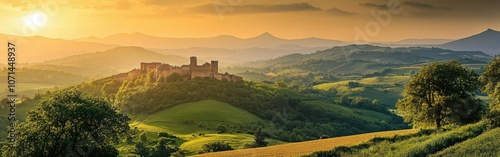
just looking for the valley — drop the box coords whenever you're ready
[1,28,499,156]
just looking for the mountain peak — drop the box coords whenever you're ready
[253,32,278,39]
[483,28,499,33]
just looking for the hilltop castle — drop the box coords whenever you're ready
[113,57,242,82]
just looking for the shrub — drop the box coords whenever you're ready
[320,135,329,139]
[484,109,500,129]
[201,141,234,153]
[158,132,177,138]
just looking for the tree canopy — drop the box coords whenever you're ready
[396,61,484,129]
[2,90,130,157]
[480,56,500,110]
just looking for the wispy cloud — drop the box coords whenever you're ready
[326,7,356,16]
[359,3,387,10]
[184,2,321,15]
[403,1,453,11]
[359,1,453,17]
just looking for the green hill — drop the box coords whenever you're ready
[28,46,186,79]
[133,100,263,135]
[124,100,284,155]
[305,122,499,157]
[245,45,490,69]
[432,128,500,157]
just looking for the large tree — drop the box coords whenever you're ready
[2,90,130,157]
[480,56,500,128]
[396,61,484,129]
[480,56,500,109]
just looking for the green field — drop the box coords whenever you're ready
[123,100,282,156]
[132,100,263,135]
[312,76,410,107]
[303,100,391,122]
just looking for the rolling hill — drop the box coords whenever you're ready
[126,100,285,155]
[245,45,490,68]
[0,34,115,63]
[132,100,263,135]
[27,46,187,79]
[194,129,418,157]
[440,28,500,55]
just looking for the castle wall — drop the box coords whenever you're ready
[141,62,162,72]
[128,69,141,78]
[118,57,242,82]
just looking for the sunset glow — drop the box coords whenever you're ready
[1,0,499,41]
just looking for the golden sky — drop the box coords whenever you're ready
[1,0,499,42]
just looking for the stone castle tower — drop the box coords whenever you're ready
[113,56,242,82]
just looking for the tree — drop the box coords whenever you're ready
[2,90,130,157]
[201,141,233,153]
[244,127,268,148]
[480,56,500,96]
[133,142,150,157]
[216,124,226,133]
[480,56,500,110]
[253,127,268,147]
[396,61,484,129]
[140,132,148,143]
[151,137,176,157]
[480,56,500,129]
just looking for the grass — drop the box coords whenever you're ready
[344,122,487,157]
[313,76,410,91]
[132,100,263,135]
[122,100,279,156]
[312,76,409,107]
[180,133,284,155]
[432,128,500,157]
[303,100,392,122]
[192,129,418,157]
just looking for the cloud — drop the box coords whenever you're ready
[403,1,453,11]
[359,1,453,17]
[326,7,356,16]
[140,0,198,6]
[359,3,387,10]
[184,2,321,15]
[0,0,36,11]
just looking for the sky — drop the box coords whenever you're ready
[1,0,499,42]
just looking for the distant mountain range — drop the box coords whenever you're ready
[245,44,491,68]
[0,34,115,64]
[76,32,346,50]
[27,46,186,79]
[3,28,499,65]
[440,29,500,55]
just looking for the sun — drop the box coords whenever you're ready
[28,12,49,28]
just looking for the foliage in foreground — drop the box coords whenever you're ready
[2,90,130,157]
[307,122,487,157]
[431,128,500,157]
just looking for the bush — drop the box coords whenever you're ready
[485,109,500,129]
[158,132,177,138]
[201,141,234,153]
[320,135,329,139]
[216,124,227,133]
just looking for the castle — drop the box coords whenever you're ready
[113,57,242,82]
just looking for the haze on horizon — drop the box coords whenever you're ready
[1,0,499,42]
